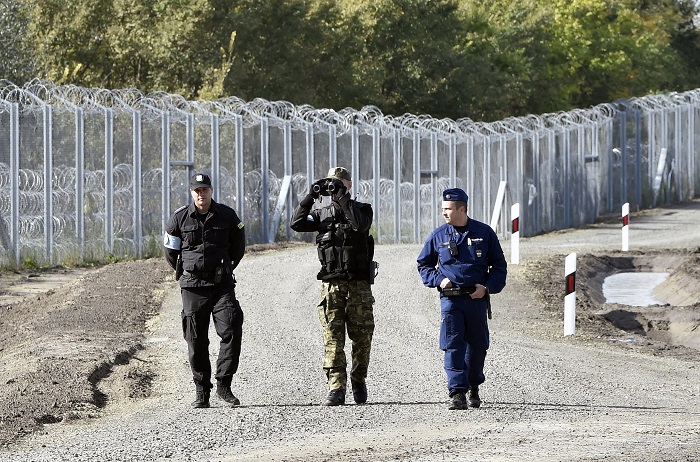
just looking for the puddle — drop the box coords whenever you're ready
[602,272,670,307]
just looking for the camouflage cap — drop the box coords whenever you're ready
[325,167,351,182]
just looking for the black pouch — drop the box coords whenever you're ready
[324,247,336,272]
[442,287,462,297]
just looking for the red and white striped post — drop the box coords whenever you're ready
[511,203,520,265]
[564,252,577,336]
[622,202,629,251]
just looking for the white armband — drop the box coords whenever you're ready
[163,233,182,250]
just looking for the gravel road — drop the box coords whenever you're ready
[2,200,700,461]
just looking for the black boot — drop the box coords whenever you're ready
[468,386,481,408]
[448,392,466,410]
[323,388,346,406]
[216,385,241,406]
[192,390,210,408]
[351,380,367,404]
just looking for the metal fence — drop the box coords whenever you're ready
[0,79,699,267]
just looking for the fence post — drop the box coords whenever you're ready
[104,108,114,254]
[211,113,220,201]
[44,104,54,264]
[284,121,293,240]
[133,109,143,258]
[412,129,421,243]
[393,128,401,243]
[261,117,270,242]
[373,126,381,243]
[10,102,20,265]
[235,115,245,219]
[76,107,85,260]
[161,111,171,237]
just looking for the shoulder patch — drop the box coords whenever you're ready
[237,222,245,229]
[174,204,188,214]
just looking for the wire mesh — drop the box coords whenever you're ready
[0,79,699,266]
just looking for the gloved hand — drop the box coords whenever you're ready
[310,179,326,198]
[330,179,347,199]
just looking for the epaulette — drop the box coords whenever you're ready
[173,204,188,214]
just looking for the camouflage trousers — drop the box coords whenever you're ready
[317,279,375,391]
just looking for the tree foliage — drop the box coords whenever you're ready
[12,0,700,120]
[0,0,35,84]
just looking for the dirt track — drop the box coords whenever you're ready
[1,200,700,461]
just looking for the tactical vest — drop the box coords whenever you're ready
[315,204,371,280]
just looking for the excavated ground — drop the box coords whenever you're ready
[527,249,700,358]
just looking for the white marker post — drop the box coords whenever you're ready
[564,253,577,336]
[622,202,629,251]
[511,203,520,265]
[489,181,507,231]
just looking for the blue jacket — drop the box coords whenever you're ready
[417,218,507,294]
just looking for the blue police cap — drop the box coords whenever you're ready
[442,188,468,203]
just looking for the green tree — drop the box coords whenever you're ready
[20,0,700,120]
[454,0,566,119]
[1,0,35,84]
[223,0,357,107]
[640,0,700,90]
[544,0,687,107]
[340,0,470,118]
[26,0,240,98]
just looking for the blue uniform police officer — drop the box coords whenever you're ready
[417,187,507,410]
[164,173,245,409]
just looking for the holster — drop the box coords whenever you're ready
[175,255,183,281]
[369,261,379,284]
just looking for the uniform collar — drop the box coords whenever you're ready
[188,199,219,217]
[448,219,471,242]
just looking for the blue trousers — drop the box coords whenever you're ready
[439,295,489,396]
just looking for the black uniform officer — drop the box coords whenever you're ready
[163,173,245,408]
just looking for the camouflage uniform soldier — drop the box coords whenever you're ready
[290,167,376,406]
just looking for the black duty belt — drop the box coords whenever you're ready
[440,286,476,297]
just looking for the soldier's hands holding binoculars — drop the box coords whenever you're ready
[331,179,347,199]
[311,179,347,199]
[310,179,325,198]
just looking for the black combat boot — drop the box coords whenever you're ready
[467,386,481,408]
[351,380,367,404]
[216,385,241,406]
[323,388,346,406]
[448,392,466,410]
[192,389,210,408]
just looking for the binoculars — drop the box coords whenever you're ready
[312,179,343,196]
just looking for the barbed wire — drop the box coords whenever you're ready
[3,80,697,143]
[1,80,698,263]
